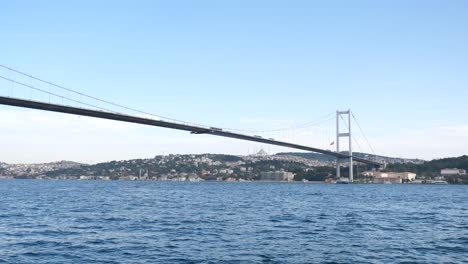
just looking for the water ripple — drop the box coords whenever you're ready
[0,180,467,263]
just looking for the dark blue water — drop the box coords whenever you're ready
[0,180,466,263]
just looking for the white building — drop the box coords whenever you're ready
[260,171,295,181]
[373,171,416,184]
[361,170,374,177]
[441,168,466,176]
[219,169,234,175]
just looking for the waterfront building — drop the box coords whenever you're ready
[260,171,295,181]
[373,176,402,184]
[441,168,466,176]
[361,170,374,177]
[373,171,416,184]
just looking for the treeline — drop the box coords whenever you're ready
[292,166,335,181]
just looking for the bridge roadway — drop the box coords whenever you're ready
[0,96,382,166]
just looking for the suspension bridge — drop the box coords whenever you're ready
[0,64,382,182]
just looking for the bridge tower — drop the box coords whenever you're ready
[336,110,353,182]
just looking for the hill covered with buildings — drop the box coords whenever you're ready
[0,153,467,183]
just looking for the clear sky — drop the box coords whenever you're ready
[1,0,467,163]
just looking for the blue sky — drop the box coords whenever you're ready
[0,1,467,163]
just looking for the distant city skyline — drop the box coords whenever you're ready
[1,1,467,163]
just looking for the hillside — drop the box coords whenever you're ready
[386,155,468,176]
[275,152,425,164]
[1,154,467,183]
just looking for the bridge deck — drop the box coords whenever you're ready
[0,96,382,166]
